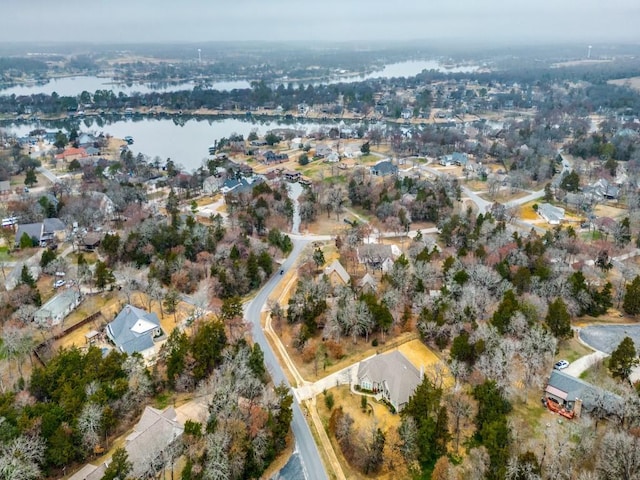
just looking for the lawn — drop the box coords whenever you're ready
[556,336,593,363]
[315,385,406,480]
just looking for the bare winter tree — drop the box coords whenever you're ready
[77,402,103,452]
[597,429,640,480]
[0,433,46,480]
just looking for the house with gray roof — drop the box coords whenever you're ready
[544,370,623,418]
[357,243,401,272]
[0,180,10,195]
[68,463,105,480]
[106,304,163,359]
[125,406,184,479]
[35,289,82,326]
[370,160,398,177]
[537,203,565,225]
[14,218,65,247]
[357,350,423,412]
[69,406,183,480]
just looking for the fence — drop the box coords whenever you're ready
[33,310,106,366]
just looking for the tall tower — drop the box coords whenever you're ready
[587,45,592,59]
[198,48,202,63]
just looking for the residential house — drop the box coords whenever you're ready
[106,304,163,360]
[537,203,565,225]
[357,243,401,272]
[315,145,333,158]
[55,147,88,162]
[370,160,398,177]
[14,218,66,247]
[358,273,378,293]
[283,170,301,182]
[357,350,422,412]
[68,463,106,480]
[34,289,82,326]
[262,150,289,165]
[222,175,265,201]
[321,259,351,287]
[125,406,184,479]
[83,232,102,251]
[69,406,183,480]
[440,152,468,167]
[584,178,620,201]
[0,180,10,195]
[544,370,622,419]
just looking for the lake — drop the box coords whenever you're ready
[0,60,481,97]
[0,76,251,97]
[7,116,333,171]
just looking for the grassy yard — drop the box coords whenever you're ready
[556,336,593,363]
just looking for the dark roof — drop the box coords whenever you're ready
[546,370,623,412]
[106,305,161,355]
[43,217,66,232]
[15,223,43,244]
[371,160,398,176]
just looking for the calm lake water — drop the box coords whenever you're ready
[7,117,332,171]
[1,60,481,97]
[0,76,251,97]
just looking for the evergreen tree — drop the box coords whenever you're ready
[401,377,450,471]
[490,290,519,334]
[100,447,132,480]
[609,336,639,381]
[623,275,640,315]
[94,261,114,290]
[21,265,36,287]
[24,168,37,187]
[545,297,572,339]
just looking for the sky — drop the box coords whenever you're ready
[2,0,639,46]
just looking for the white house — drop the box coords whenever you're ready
[34,289,82,326]
[537,203,565,225]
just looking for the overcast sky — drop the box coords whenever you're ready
[2,0,638,45]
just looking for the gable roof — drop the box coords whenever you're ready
[126,406,184,478]
[68,463,105,480]
[546,370,623,412]
[106,304,160,355]
[15,223,43,244]
[358,273,378,290]
[371,160,397,176]
[55,147,88,159]
[35,289,81,325]
[323,259,351,284]
[43,217,66,232]
[357,350,422,410]
[357,243,399,264]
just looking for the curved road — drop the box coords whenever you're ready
[245,238,328,480]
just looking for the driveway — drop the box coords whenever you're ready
[562,351,608,377]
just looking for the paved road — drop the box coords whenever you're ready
[579,324,640,355]
[245,238,328,480]
[36,165,61,183]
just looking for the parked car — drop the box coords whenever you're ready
[554,360,570,370]
[54,279,66,288]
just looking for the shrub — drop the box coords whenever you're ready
[324,391,335,411]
